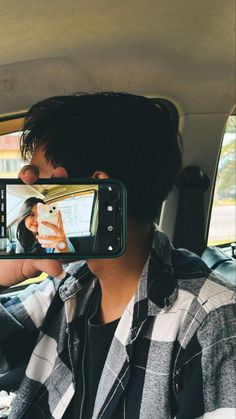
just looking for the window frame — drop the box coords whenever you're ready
[206,110,236,248]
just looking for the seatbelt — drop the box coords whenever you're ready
[173,166,210,256]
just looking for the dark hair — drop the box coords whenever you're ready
[21,92,182,222]
[16,197,45,253]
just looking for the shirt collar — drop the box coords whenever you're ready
[59,226,178,317]
[129,225,178,332]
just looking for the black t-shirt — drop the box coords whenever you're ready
[62,293,120,418]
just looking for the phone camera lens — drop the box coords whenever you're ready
[53,207,56,210]
[107,205,113,212]
[107,226,113,231]
[108,245,113,251]
[49,210,53,213]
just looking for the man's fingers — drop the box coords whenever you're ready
[51,166,68,178]
[18,165,39,184]
[31,259,64,278]
[0,259,65,288]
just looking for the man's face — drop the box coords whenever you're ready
[29,146,55,178]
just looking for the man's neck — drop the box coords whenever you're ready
[87,220,153,323]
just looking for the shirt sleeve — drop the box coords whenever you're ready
[174,300,236,419]
[0,277,59,373]
[15,240,23,254]
[66,238,75,252]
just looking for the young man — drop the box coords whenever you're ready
[0,93,235,419]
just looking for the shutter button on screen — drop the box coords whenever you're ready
[58,241,66,250]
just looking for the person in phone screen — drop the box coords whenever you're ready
[15,197,75,253]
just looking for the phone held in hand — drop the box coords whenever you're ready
[0,179,126,259]
[37,202,58,244]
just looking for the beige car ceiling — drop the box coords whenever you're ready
[0,0,234,116]
[7,184,98,202]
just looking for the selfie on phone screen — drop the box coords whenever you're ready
[0,180,126,258]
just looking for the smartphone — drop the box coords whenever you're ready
[0,178,126,258]
[37,202,58,244]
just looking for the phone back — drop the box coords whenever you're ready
[37,203,58,238]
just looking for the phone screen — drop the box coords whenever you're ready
[0,179,126,258]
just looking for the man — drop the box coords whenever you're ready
[0,93,235,418]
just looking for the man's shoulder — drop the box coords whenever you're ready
[171,247,235,313]
[152,227,233,295]
[171,247,211,279]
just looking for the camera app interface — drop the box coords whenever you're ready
[0,183,99,255]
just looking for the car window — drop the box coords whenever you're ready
[0,131,24,177]
[208,114,236,246]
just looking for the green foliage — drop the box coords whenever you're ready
[214,118,236,203]
[225,115,236,134]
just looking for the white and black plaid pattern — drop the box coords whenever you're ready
[0,227,235,418]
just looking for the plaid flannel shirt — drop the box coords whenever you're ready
[0,227,235,418]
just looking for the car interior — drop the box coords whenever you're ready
[0,0,235,401]
[0,1,235,278]
[0,1,235,282]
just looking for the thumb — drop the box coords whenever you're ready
[31,259,65,279]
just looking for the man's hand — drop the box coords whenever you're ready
[0,163,69,290]
[0,259,64,288]
[18,164,68,184]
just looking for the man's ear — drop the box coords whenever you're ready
[91,170,109,179]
